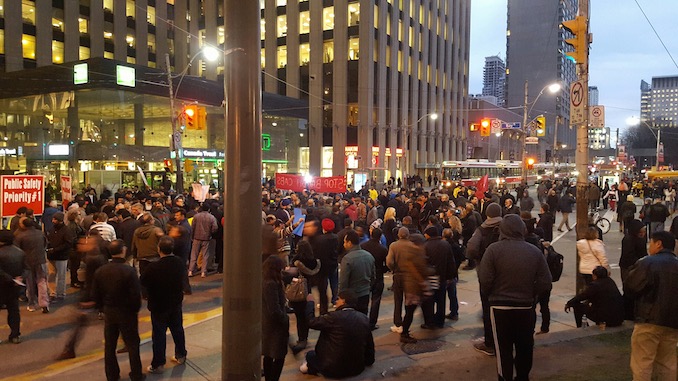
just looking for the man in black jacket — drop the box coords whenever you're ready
[422,226,456,328]
[565,266,624,328]
[141,236,190,374]
[47,212,74,302]
[90,239,144,381]
[626,231,678,381]
[0,230,27,344]
[300,290,375,378]
[361,227,388,330]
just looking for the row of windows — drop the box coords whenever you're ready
[269,4,360,39]
[17,0,156,28]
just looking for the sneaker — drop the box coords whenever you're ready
[42,307,50,314]
[171,356,186,365]
[10,336,21,344]
[299,361,309,374]
[400,334,417,344]
[116,346,129,354]
[188,271,194,277]
[473,342,496,356]
[56,349,76,360]
[147,364,164,373]
[201,273,206,278]
[26,306,36,312]
[390,325,403,334]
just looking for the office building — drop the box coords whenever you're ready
[482,55,506,106]
[505,0,578,161]
[262,0,471,180]
[649,75,678,128]
[640,79,651,123]
[588,85,598,106]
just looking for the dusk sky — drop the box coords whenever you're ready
[469,0,678,143]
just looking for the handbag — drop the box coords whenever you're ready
[285,274,308,302]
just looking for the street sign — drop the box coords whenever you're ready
[589,105,605,128]
[570,80,586,125]
[526,137,539,145]
[512,122,521,129]
[491,119,502,135]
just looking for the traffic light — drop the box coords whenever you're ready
[184,105,197,130]
[526,157,535,170]
[536,115,546,136]
[480,118,491,137]
[184,159,195,172]
[163,159,173,173]
[196,106,207,130]
[561,16,588,64]
[470,123,479,132]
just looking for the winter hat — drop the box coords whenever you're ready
[321,218,335,232]
[424,226,440,237]
[370,218,383,230]
[486,203,502,218]
[53,212,65,222]
[281,198,292,207]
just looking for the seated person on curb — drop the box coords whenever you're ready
[565,266,624,328]
[300,289,375,379]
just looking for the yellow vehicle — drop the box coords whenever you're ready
[645,170,678,181]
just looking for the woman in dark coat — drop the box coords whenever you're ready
[546,189,560,217]
[617,195,637,233]
[289,240,320,354]
[262,256,289,381]
[619,219,647,320]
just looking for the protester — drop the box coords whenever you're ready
[576,226,610,285]
[565,266,624,328]
[338,230,375,315]
[261,256,289,381]
[0,230,27,344]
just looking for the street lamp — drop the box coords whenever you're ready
[401,112,438,175]
[627,116,661,168]
[165,46,219,193]
[521,80,561,182]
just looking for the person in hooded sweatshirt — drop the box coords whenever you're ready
[478,214,552,381]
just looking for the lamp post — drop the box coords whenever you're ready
[627,116,661,168]
[521,81,561,182]
[402,112,438,175]
[165,46,219,193]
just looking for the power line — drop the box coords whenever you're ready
[633,0,678,70]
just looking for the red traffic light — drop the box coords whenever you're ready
[184,107,195,118]
[481,118,491,128]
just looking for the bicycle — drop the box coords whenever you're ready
[589,209,610,234]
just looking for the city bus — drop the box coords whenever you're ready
[440,160,538,188]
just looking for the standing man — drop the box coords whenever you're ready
[188,204,217,278]
[478,215,552,381]
[422,226,457,329]
[0,230,27,344]
[648,198,670,233]
[360,227,388,330]
[338,230,375,315]
[625,231,678,381]
[557,191,576,232]
[90,239,144,381]
[131,213,164,276]
[46,212,74,302]
[15,217,50,313]
[141,236,190,373]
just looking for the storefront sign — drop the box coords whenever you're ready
[0,148,17,156]
[74,63,88,84]
[275,173,347,193]
[48,144,69,156]
[60,176,72,202]
[182,149,224,158]
[1,175,44,217]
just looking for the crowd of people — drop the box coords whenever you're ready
[0,174,677,381]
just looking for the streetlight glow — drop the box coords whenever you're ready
[430,113,439,120]
[202,46,220,62]
[548,83,562,93]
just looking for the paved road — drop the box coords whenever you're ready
[0,188,651,380]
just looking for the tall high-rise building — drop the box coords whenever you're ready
[588,86,599,106]
[482,55,506,106]
[640,80,652,123]
[0,0,471,186]
[651,76,678,128]
[262,0,471,178]
[505,0,578,160]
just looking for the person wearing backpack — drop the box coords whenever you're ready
[466,203,502,356]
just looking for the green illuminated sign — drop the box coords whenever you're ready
[116,65,135,87]
[262,134,271,151]
[74,63,88,84]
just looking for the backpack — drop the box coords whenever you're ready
[544,245,564,282]
[478,225,500,261]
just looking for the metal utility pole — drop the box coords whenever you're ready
[655,127,661,168]
[552,115,559,176]
[222,0,262,379]
[165,54,184,193]
[521,80,529,182]
[572,0,591,293]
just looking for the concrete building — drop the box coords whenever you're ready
[482,55,506,106]
[261,0,472,181]
[589,127,610,150]
[649,75,678,128]
[505,0,578,161]
[588,86,599,106]
[640,79,652,123]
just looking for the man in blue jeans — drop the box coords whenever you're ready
[141,236,191,373]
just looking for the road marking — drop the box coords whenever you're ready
[1,307,223,381]
[551,208,615,245]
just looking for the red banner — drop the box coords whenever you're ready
[1,175,45,217]
[475,174,489,197]
[275,174,347,193]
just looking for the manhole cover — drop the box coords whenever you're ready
[400,339,445,355]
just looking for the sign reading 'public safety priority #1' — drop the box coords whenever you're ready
[1,175,44,217]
